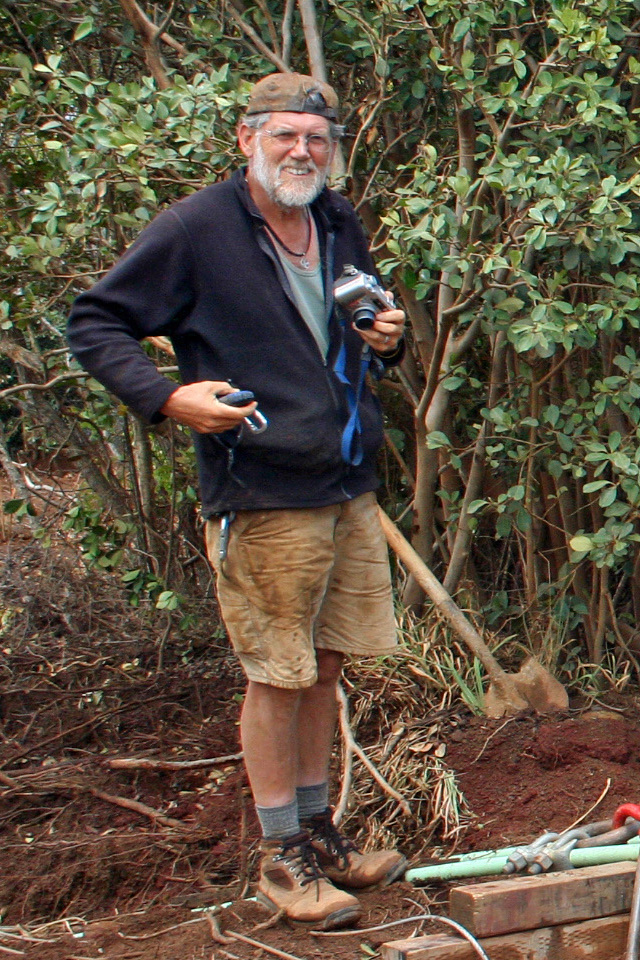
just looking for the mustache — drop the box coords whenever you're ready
[277,160,318,175]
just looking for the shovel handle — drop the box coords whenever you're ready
[377,507,507,682]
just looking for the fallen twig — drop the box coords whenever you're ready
[472,717,515,763]
[205,911,232,945]
[204,911,304,960]
[225,930,307,960]
[0,772,20,789]
[108,752,243,772]
[335,683,355,823]
[563,778,612,832]
[252,908,285,931]
[336,684,411,817]
[86,787,187,830]
[0,927,55,944]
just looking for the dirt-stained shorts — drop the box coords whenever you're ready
[205,492,397,689]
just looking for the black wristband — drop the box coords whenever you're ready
[373,336,404,359]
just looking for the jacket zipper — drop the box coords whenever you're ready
[243,186,352,467]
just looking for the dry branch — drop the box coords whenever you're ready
[85,786,187,829]
[108,752,243,772]
[337,684,411,817]
[117,0,171,88]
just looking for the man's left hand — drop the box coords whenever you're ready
[355,299,405,355]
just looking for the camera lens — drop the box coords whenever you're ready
[353,303,376,329]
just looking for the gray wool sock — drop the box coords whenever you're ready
[256,799,300,840]
[297,782,330,820]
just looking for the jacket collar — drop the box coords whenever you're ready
[231,167,344,231]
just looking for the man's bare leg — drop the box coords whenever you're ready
[244,674,361,927]
[240,680,302,808]
[297,649,345,787]
[240,651,344,806]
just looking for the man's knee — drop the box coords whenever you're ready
[244,679,303,717]
[315,649,345,685]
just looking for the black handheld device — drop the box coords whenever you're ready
[216,390,267,433]
[218,390,255,407]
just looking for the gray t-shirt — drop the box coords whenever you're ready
[278,255,328,359]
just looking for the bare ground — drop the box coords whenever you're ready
[1,537,640,960]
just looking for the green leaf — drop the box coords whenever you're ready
[4,499,26,515]
[544,405,560,426]
[452,18,471,42]
[582,480,610,493]
[156,590,179,610]
[570,535,593,553]
[374,58,389,78]
[73,18,94,41]
[496,296,524,315]
[426,431,451,449]
[599,486,618,508]
[121,569,142,583]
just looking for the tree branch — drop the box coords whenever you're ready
[117,0,172,89]
[224,3,289,72]
[297,0,327,81]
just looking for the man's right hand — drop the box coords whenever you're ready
[159,381,258,434]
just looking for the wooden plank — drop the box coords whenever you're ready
[448,861,636,936]
[380,912,629,960]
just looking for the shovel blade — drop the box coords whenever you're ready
[486,656,568,717]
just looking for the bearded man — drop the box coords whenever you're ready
[68,73,407,930]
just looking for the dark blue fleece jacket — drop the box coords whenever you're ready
[67,169,401,516]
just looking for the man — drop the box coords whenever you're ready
[68,72,407,930]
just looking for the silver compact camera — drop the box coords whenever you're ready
[333,264,395,330]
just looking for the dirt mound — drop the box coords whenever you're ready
[534,714,636,767]
[444,709,640,852]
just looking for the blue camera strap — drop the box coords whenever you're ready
[333,335,373,466]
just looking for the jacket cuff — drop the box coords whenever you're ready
[373,336,405,366]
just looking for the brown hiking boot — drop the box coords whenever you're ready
[304,808,407,889]
[256,830,362,930]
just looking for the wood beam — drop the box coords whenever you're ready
[380,912,629,960]
[449,861,636,936]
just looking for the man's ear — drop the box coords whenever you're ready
[237,122,255,159]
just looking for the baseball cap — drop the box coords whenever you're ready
[245,72,339,121]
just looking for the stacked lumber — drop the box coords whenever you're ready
[381,862,636,960]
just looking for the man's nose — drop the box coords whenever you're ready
[289,135,311,157]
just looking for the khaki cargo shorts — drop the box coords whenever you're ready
[205,492,397,689]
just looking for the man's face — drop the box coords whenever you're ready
[242,112,335,209]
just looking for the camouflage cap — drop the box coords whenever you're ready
[245,73,339,121]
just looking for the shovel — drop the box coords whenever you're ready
[378,507,568,718]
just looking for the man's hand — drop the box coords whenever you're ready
[355,297,405,355]
[160,381,258,434]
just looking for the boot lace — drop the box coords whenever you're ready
[311,810,359,870]
[276,832,324,888]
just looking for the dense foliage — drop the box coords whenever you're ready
[3,0,640,682]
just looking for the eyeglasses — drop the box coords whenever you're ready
[260,129,334,157]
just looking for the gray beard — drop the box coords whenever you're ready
[252,141,327,209]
